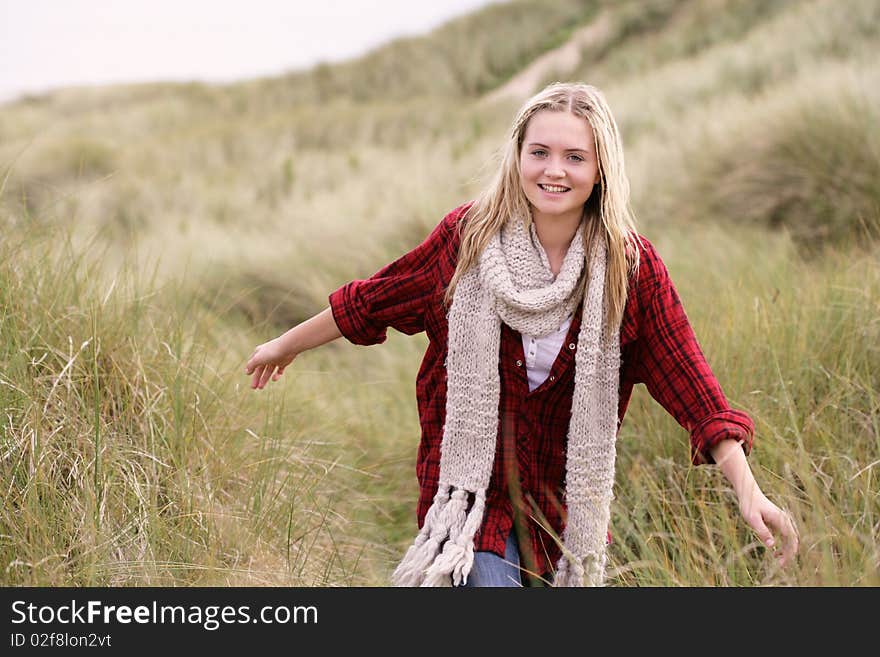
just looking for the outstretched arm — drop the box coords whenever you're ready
[245,204,468,390]
[709,438,799,567]
[244,307,342,390]
[632,237,798,568]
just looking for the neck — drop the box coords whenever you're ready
[531,208,583,256]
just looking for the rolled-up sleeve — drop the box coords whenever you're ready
[329,209,458,346]
[632,238,755,465]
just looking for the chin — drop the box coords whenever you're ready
[531,201,576,217]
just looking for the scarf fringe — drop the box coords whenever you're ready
[552,550,607,587]
[391,486,486,587]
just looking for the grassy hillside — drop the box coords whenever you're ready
[1,0,878,585]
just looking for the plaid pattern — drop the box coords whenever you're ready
[329,201,754,580]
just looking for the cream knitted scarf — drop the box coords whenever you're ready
[391,212,621,587]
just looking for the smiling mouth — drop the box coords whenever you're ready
[538,184,570,193]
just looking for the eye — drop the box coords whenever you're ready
[568,154,585,162]
[531,149,547,157]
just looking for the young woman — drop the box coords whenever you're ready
[244,82,799,587]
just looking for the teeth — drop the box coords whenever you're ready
[540,184,569,193]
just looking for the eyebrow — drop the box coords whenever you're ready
[527,142,589,153]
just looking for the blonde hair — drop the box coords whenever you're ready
[445,82,641,333]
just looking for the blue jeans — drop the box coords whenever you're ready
[455,532,522,587]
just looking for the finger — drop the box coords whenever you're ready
[762,509,798,567]
[251,365,263,389]
[259,365,275,389]
[751,514,775,550]
[245,349,258,374]
[778,512,799,564]
[253,365,270,389]
[273,366,285,381]
[776,540,793,567]
[767,508,793,542]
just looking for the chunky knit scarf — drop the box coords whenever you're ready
[391,213,621,587]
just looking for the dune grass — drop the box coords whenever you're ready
[0,226,375,585]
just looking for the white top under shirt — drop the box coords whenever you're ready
[521,313,573,392]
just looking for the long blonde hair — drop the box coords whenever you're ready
[445,82,641,333]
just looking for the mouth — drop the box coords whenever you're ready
[538,183,571,194]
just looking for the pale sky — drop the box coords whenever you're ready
[0,0,503,102]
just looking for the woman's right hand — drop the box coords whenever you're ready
[245,336,297,390]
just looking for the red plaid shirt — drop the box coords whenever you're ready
[329,201,754,580]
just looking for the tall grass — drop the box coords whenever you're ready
[0,224,371,585]
[681,77,880,249]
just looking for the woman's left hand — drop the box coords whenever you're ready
[739,488,799,567]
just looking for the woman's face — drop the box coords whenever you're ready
[519,109,600,226]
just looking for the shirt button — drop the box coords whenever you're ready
[568,343,576,350]
[516,360,523,367]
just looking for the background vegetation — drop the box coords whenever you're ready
[1,0,877,585]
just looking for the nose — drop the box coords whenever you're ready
[544,166,565,178]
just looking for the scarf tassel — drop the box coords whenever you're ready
[390,485,450,586]
[391,485,486,587]
[552,550,607,587]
